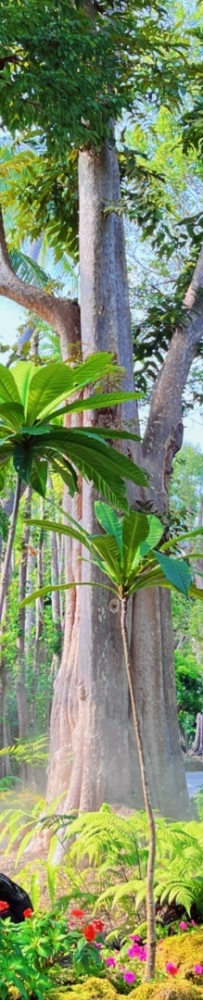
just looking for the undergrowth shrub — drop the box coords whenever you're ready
[2,802,203,930]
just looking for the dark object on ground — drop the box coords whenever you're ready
[156,899,203,929]
[0,873,33,923]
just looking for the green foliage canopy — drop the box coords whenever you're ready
[0,0,190,156]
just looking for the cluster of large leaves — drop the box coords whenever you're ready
[22,502,203,606]
[0,356,146,505]
[0,0,191,156]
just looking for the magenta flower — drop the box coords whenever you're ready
[166,962,178,976]
[128,942,146,961]
[179,921,188,930]
[193,965,203,975]
[130,934,141,942]
[105,956,116,967]
[191,920,197,927]
[127,944,140,958]
[123,971,136,984]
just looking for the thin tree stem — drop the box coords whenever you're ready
[120,595,156,981]
[0,475,21,626]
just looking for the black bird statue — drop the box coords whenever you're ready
[0,873,33,923]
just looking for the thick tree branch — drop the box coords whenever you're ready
[142,245,203,515]
[0,208,80,354]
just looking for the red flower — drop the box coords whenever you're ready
[0,900,9,912]
[84,923,96,942]
[70,908,85,919]
[92,919,105,932]
[23,908,33,918]
[166,962,178,976]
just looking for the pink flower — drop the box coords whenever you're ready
[166,962,178,976]
[105,956,116,967]
[193,965,203,975]
[127,942,146,961]
[123,971,136,984]
[127,944,140,957]
[191,920,197,927]
[130,934,141,942]
[179,921,188,930]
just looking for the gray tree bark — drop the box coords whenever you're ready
[0,129,203,832]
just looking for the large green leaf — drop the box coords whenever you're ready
[122,511,149,578]
[127,566,170,595]
[65,450,128,511]
[35,427,148,488]
[13,361,36,408]
[0,364,21,405]
[71,353,121,389]
[51,456,78,496]
[26,517,92,550]
[139,515,164,557]
[32,432,129,509]
[161,527,203,552]
[25,363,75,424]
[0,402,24,431]
[20,580,116,609]
[153,550,191,596]
[22,423,51,436]
[89,534,122,583]
[94,501,123,556]
[0,443,14,457]
[78,427,141,442]
[51,390,143,420]
[30,458,48,497]
[0,460,10,491]
[13,441,33,485]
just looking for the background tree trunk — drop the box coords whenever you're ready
[16,487,31,782]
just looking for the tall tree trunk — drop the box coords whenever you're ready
[2,137,203,836]
[48,141,191,868]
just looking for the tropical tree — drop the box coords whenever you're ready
[23,501,203,977]
[0,356,145,623]
[1,0,203,819]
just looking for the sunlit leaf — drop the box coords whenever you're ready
[140,514,164,556]
[0,364,21,405]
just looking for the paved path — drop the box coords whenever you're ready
[186,772,203,797]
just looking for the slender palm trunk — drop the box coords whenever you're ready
[120,595,156,981]
[0,475,21,626]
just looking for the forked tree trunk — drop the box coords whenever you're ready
[1,134,201,847]
[46,141,191,863]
